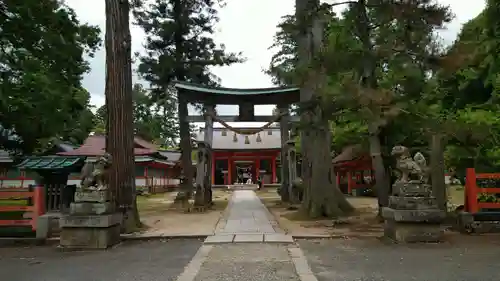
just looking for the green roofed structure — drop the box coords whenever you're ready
[174,81,300,105]
[17,156,83,171]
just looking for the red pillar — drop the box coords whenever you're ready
[144,166,149,187]
[347,171,353,194]
[211,153,216,185]
[228,155,233,184]
[255,156,260,181]
[271,156,276,183]
[465,168,478,213]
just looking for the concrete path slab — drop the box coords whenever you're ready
[265,233,295,243]
[204,190,294,244]
[204,234,234,244]
[233,234,264,243]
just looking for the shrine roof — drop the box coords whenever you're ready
[17,156,83,170]
[173,81,300,104]
[86,155,178,166]
[196,127,282,150]
[332,145,370,166]
[57,135,172,160]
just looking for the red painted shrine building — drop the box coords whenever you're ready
[332,145,374,194]
[195,127,281,185]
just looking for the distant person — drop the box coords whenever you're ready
[257,176,262,190]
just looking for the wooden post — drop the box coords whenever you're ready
[211,156,215,185]
[32,185,45,230]
[347,171,353,194]
[431,134,447,211]
[278,105,290,201]
[465,168,478,213]
[255,157,260,180]
[271,157,276,184]
[228,156,233,184]
[287,140,298,203]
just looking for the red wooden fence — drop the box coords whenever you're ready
[465,168,500,213]
[0,186,45,230]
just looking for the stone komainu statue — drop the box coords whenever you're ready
[80,153,112,191]
[391,145,429,183]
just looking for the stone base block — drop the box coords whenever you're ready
[60,224,121,249]
[389,196,438,210]
[384,220,444,243]
[74,190,110,203]
[70,202,114,215]
[392,182,431,197]
[471,221,500,234]
[60,213,122,228]
[36,213,62,239]
[382,207,445,223]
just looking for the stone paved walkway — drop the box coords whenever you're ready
[175,190,316,281]
[204,190,293,244]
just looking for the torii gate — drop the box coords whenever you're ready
[173,81,300,206]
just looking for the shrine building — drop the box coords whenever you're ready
[195,126,281,185]
[174,81,300,189]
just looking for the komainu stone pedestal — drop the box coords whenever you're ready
[60,190,122,249]
[383,182,446,243]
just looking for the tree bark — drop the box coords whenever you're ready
[194,105,214,207]
[278,105,291,202]
[177,96,194,201]
[369,126,390,214]
[104,0,140,232]
[296,0,354,218]
[354,0,391,213]
[431,134,447,211]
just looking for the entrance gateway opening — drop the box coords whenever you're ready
[174,81,300,197]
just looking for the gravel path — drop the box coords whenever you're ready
[0,240,202,281]
[298,238,500,281]
[194,244,300,281]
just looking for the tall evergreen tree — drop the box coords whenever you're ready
[133,0,242,195]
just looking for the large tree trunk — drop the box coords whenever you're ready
[431,134,447,211]
[296,0,354,218]
[278,105,291,202]
[369,126,390,215]
[104,0,140,232]
[355,0,391,213]
[177,96,193,202]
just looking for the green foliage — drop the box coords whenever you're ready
[133,0,243,136]
[93,83,175,144]
[0,0,101,153]
[269,1,452,152]
[434,0,500,172]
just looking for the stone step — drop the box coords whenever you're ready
[204,233,294,244]
[227,184,259,190]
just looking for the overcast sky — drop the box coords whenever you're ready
[66,0,486,119]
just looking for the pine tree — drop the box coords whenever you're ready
[133,0,242,199]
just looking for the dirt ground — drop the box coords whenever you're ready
[257,186,467,237]
[132,189,232,237]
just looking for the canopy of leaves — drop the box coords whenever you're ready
[94,83,173,145]
[132,0,243,140]
[269,1,452,155]
[0,0,100,154]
